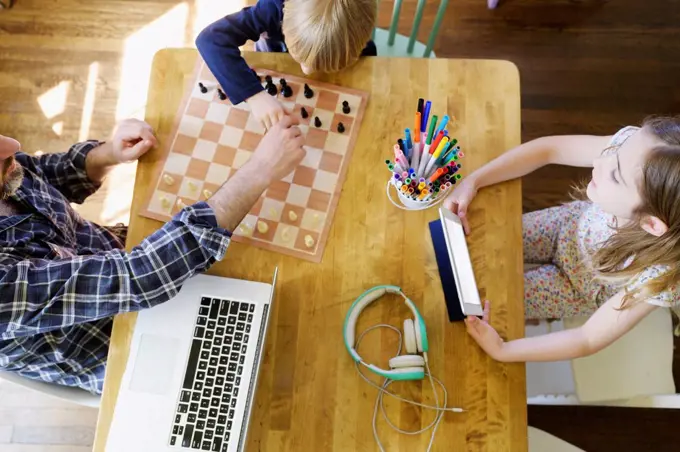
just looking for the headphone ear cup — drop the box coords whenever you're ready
[403,319,417,354]
[413,317,424,353]
[389,354,425,369]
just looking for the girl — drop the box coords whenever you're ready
[444,117,680,362]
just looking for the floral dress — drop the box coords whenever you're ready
[522,126,678,319]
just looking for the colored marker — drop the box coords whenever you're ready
[417,133,430,176]
[421,101,431,132]
[405,129,413,150]
[426,115,438,145]
[435,115,449,137]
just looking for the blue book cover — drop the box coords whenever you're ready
[429,219,466,322]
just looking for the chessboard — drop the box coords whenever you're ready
[140,60,369,263]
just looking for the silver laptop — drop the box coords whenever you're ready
[106,270,277,452]
[439,207,484,317]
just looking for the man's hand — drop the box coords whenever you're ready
[465,301,506,361]
[206,116,306,232]
[246,91,288,131]
[85,119,157,183]
[249,115,306,182]
[109,119,158,164]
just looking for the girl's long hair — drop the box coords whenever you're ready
[586,116,680,307]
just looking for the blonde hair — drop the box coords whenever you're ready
[585,116,680,308]
[282,0,376,73]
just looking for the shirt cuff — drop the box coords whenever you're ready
[68,140,105,188]
[175,201,232,262]
[229,79,265,105]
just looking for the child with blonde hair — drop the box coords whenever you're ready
[445,117,680,362]
[196,0,377,130]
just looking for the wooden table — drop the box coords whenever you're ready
[94,49,525,451]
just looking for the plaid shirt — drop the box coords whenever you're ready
[0,141,231,394]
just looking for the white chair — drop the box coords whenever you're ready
[526,307,678,408]
[0,371,100,408]
[528,426,585,452]
[373,0,450,58]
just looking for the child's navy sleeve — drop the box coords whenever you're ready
[196,0,283,105]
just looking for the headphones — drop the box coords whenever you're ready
[344,285,430,381]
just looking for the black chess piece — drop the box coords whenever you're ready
[304,83,314,99]
[279,78,287,87]
[217,89,227,101]
[337,122,345,133]
[314,116,322,127]
[266,83,278,96]
[265,75,273,84]
[198,82,207,94]
[342,100,350,114]
[282,85,293,98]
[300,107,309,119]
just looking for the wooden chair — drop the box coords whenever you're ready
[526,308,678,408]
[0,371,100,408]
[373,0,450,58]
[528,427,585,452]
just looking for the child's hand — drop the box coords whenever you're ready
[443,177,478,235]
[465,301,506,360]
[247,91,288,131]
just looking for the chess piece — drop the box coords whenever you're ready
[265,75,273,84]
[336,122,345,133]
[203,189,213,198]
[314,116,322,128]
[300,107,309,119]
[304,83,314,99]
[188,181,197,192]
[282,84,293,98]
[160,196,170,209]
[288,210,298,222]
[162,174,175,185]
[257,221,269,234]
[342,100,350,114]
[266,82,278,96]
[217,88,227,100]
[304,234,315,248]
[281,227,291,241]
[279,78,287,87]
[198,82,207,94]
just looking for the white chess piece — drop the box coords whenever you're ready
[257,221,269,234]
[288,210,298,222]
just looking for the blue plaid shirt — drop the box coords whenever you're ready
[0,141,231,394]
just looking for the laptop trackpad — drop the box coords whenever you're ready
[129,334,180,395]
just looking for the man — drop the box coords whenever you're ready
[0,116,306,394]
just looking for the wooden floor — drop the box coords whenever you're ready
[1,0,680,451]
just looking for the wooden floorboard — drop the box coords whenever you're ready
[1,0,680,451]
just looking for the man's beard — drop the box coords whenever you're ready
[1,156,24,200]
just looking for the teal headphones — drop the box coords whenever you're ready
[343,285,430,381]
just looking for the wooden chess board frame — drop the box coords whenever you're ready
[139,59,369,263]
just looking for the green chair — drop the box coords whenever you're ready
[373,0,450,58]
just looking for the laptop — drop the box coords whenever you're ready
[432,207,484,319]
[106,270,277,452]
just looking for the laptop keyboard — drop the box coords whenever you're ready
[169,297,255,451]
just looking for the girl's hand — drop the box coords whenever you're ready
[247,91,288,131]
[465,301,506,361]
[443,177,478,234]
